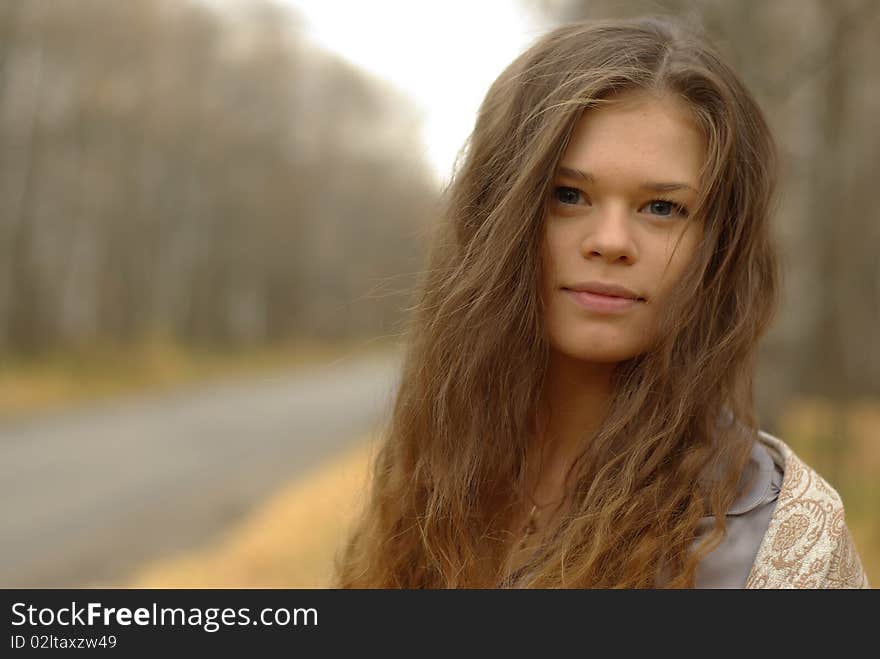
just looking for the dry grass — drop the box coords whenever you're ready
[127,436,378,588]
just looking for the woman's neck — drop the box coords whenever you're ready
[529,351,616,499]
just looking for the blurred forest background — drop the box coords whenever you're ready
[0,0,876,587]
[0,0,436,361]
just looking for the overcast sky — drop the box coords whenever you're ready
[275,0,551,185]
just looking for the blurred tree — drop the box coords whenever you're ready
[0,0,437,357]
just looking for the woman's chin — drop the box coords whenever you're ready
[551,344,641,365]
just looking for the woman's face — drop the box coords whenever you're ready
[541,91,706,364]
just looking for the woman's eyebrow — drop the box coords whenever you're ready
[556,165,596,183]
[641,181,698,193]
[555,165,698,193]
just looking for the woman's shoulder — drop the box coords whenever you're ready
[745,430,870,588]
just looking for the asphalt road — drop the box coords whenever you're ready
[0,347,401,586]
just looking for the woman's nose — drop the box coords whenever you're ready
[578,203,637,264]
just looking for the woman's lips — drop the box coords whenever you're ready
[563,288,643,313]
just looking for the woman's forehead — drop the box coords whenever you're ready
[558,93,705,190]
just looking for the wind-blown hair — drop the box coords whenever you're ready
[334,16,779,588]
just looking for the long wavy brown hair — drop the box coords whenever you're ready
[333,16,779,588]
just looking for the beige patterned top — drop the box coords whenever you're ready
[745,430,870,589]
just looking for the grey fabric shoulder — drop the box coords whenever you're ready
[693,437,784,588]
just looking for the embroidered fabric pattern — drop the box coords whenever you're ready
[745,432,869,589]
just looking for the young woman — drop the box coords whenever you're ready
[333,16,869,588]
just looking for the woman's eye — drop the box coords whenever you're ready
[551,188,689,218]
[643,199,689,218]
[553,186,586,205]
